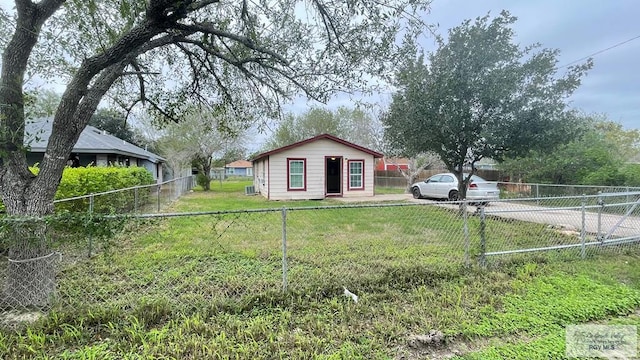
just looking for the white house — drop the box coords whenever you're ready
[251,134,383,200]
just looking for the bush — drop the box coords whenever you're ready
[53,166,155,213]
[196,172,210,189]
[621,164,640,187]
[580,165,626,186]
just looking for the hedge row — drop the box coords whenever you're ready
[44,166,155,213]
[54,166,153,199]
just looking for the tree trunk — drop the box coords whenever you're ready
[0,1,67,309]
[201,161,212,191]
[451,168,468,200]
[1,171,58,309]
[4,218,57,309]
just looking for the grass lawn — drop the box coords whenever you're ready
[375,186,407,195]
[2,179,640,359]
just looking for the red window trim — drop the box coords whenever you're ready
[347,159,365,191]
[287,158,307,191]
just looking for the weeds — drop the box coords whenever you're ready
[1,180,640,358]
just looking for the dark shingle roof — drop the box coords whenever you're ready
[25,118,164,163]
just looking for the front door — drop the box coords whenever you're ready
[325,156,342,195]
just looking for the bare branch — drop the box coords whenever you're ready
[312,0,346,51]
[145,96,182,123]
[127,60,149,105]
[190,0,221,11]
[174,22,289,65]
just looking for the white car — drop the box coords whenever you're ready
[411,173,500,203]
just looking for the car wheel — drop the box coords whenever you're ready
[412,187,422,199]
[448,190,459,201]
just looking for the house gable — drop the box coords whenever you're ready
[251,133,383,162]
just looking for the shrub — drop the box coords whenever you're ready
[621,164,640,187]
[196,172,210,189]
[580,165,626,186]
[53,166,155,213]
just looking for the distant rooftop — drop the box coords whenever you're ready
[226,160,252,168]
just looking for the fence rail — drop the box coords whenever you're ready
[1,188,639,319]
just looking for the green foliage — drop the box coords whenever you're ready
[0,212,129,252]
[621,164,640,187]
[383,11,591,195]
[24,89,61,121]
[88,108,139,146]
[54,166,154,213]
[265,106,382,151]
[499,116,640,185]
[195,173,210,189]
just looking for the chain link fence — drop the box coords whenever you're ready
[1,190,640,323]
[499,182,640,199]
[52,175,196,214]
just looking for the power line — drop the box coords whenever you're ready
[559,34,640,68]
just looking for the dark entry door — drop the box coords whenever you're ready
[325,157,342,195]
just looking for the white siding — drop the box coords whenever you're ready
[253,158,269,199]
[266,139,376,200]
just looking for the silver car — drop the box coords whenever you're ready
[411,173,500,203]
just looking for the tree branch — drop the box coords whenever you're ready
[126,59,150,104]
[312,0,346,51]
[174,22,289,65]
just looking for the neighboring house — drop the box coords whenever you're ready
[225,160,253,177]
[473,158,498,171]
[251,133,383,200]
[375,157,410,171]
[25,118,165,182]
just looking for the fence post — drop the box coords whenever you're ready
[581,194,586,259]
[134,187,138,213]
[88,194,94,258]
[626,186,631,213]
[463,200,470,268]
[479,204,486,268]
[597,191,603,242]
[536,184,540,205]
[157,184,161,212]
[281,207,288,292]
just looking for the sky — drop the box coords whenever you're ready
[1,0,638,135]
[298,0,640,133]
[420,0,640,130]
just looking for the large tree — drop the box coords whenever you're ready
[157,105,246,190]
[383,11,592,199]
[0,0,428,306]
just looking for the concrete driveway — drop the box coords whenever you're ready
[482,201,640,239]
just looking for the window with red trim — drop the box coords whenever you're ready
[348,160,364,189]
[288,158,306,190]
